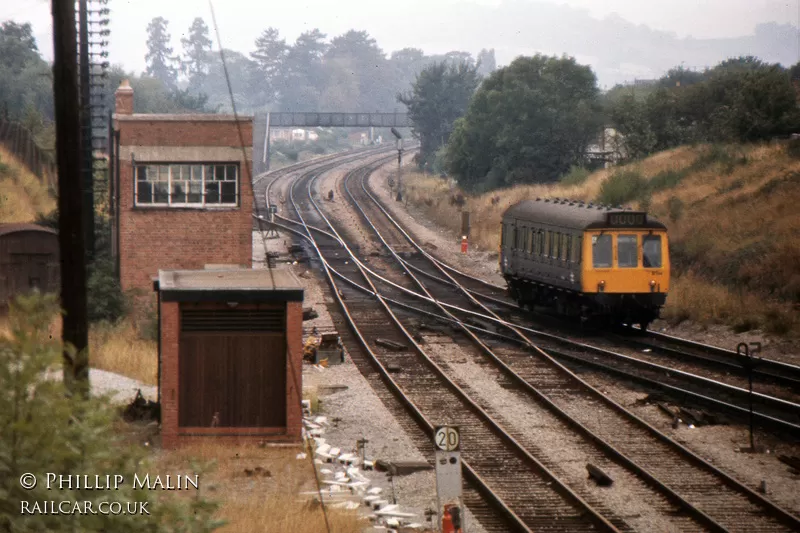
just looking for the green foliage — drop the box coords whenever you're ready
[145,17,178,90]
[559,166,591,186]
[398,61,481,168]
[596,170,647,206]
[609,56,799,160]
[0,293,224,532]
[87,258,127,323]
[649,169,687,192]
[180,18,213,87]
[667,196,684,223]
[445,54,603,191]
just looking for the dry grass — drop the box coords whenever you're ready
[89,320,158,385]
[152,442,364,533]
[0,145,55,223]
[2,309,158,383]
[400,142,800,336]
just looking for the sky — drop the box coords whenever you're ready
[5,0,800,86]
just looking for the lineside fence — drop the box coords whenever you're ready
[0,118,57,191]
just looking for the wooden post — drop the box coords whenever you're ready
[52,0,89,398]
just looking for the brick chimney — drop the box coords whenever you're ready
[115,79,134,115]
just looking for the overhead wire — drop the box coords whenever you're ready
[206,4,331,532]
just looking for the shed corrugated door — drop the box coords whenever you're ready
[178,304,287,428]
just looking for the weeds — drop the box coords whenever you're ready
[596,170,647,206]
[559,165,591,186]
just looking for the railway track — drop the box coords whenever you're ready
[257,155,800,531]
[311,159,800,532]
[332,174,800,434]
[293,159,624,532]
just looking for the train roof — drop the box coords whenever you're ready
[503,198,667,231]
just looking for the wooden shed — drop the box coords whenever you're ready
[154,268,304,448]
[0,223,59,308]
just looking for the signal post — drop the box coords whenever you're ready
[434,426,464,532]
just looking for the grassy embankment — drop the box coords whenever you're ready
[0,145,55,221]
[398,142,800,336]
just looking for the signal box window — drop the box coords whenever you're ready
[617,234,638,268]
[643,235,662,268]
[135,163,239,207]
[592,234,612,268]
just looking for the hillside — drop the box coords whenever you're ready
[0,145,55,223]
[399,142,800,337]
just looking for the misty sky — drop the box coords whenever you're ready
[4,0,800,87]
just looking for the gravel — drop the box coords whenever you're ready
[257,162,487,532]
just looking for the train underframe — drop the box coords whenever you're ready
[506,277,666,330]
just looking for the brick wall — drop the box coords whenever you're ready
[116,118,254,300]
[160,299,303,449]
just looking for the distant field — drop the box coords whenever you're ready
[399,142,800,336]
[0,145,55,223]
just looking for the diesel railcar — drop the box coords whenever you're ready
[500,198,670,329]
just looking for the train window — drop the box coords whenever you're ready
[538,231,545,255]
[544,231,551,257]
[513,227,519,250]
[617,235,638,268]
[527,229,534,254]
[643,235,662,268]
[562,235,570,261]
[572,236,582,264]
[550,233,557,258]
[592,234,612,268]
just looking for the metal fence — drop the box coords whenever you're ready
[0,118,57,191]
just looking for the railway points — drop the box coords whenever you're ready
[254,153,800,532]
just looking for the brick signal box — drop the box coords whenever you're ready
[110,80,254,303]
[155,268,304,448]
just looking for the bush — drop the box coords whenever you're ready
[87,258,127,323]
[596,170,647,206]
[667,196,684,223]
[649,169,687,192]
[0,293,224,532]
[786,138,800,160]
[559,165,591,186]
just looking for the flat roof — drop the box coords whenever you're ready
[0,223,57,237]
[115,114,253,122]
[156,268,303,302]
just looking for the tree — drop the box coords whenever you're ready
[476,48,497,77]
[325,30,394,112]
[398,61,481,168]
[610,93,657,159]
[445,54,603,190]
[145,17,178,89]
[0,21,39,74]
[180,18,212,87]
[280,29,328,111]
[250,27,287,106]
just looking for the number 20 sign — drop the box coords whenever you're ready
[434,426,460,452]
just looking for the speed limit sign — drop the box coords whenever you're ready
[434,426,460,451]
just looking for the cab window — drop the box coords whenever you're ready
[643,235,662,268]
[617,234,638,268]
[592,234,612,268]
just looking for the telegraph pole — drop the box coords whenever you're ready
[52,0,90,398]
